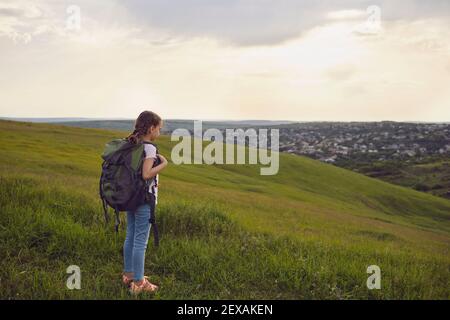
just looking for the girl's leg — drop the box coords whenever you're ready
[132,203,152,281]
[123,211,136,275]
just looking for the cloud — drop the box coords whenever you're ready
[0,0,57,43]
[326,64,357,82]
[121,0,450,47]
[2,0,450,47]
[121,0,340,46]
[0,1,42,18]
[0,8,24,17]
[326,9,366,20]
[0,0,148,46]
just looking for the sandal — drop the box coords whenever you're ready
[129,276,159,295]
[122,274,133,287]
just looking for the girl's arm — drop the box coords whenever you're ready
[142,155,168,180]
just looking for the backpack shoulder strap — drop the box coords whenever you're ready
[99,164,110,225]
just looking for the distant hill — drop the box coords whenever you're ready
[0,119,449,299]
[0,117,295,128]
[45,119,297,134]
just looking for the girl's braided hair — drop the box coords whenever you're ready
[126,111,162,144]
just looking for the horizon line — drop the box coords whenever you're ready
[1,116,450,124]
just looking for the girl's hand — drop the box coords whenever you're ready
[158,154,168,165]
[142,155,167,180]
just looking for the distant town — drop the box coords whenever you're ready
[276,122,450,164]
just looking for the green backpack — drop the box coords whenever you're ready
[99,138,160,245]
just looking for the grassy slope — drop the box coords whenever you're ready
[386,161,450,199]
[349,159,450,200]
[0,119,449,299]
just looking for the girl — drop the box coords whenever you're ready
[122,111,168,294]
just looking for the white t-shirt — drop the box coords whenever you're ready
[144,143,159,205]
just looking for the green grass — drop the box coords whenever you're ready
[0,119,449,299]
[347,159,450,199]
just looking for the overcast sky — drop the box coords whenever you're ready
[0,0,449,121]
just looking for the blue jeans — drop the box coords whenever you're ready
[123,203,153,281]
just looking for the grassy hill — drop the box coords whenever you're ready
[0,119,449,299]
